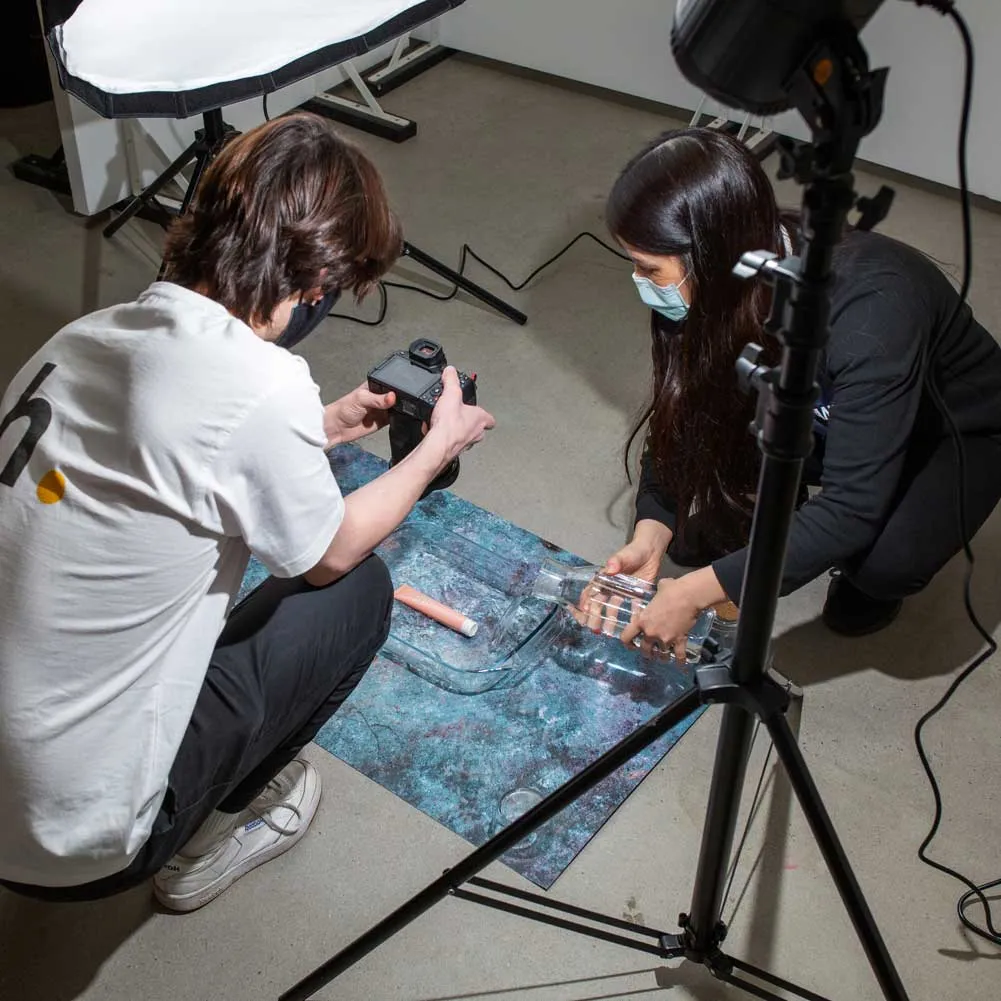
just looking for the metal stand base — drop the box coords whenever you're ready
[365,40,456,97]
[690,97,778,162]
[278,663,906,1001]
[10,147,71,197]
[304,38,456,142]
[402,242,527,325]
[302,93,417,144]
[458,877,830,1001]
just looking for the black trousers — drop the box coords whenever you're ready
[3,555,393,902]
[669,433,1001,600]
[836,434,1001,599]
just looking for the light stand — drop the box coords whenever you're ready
[279,20,911,1001]
[103,109,236,238]
[103,108,236,238]
[100,118,528,325]
[36,1,527,324]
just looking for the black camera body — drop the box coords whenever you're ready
[367,339,477,496]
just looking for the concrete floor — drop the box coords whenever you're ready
[2,56,1000,1001]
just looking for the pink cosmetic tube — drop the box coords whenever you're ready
[394,585,479,638]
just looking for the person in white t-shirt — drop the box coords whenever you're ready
[0,113,495,912]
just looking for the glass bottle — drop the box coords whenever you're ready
[530,559,654,635]
[526,558,715,663]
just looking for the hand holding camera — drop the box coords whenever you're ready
[427,367,494,462]
[368,339,494,496]
[322,385,397,449]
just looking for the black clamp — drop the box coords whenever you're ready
[693,658,791,720]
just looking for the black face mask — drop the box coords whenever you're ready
[275,289,342,350]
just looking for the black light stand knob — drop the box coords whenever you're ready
[736,343,767,396]
[732,249,780,282]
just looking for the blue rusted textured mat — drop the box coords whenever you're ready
[238,444,703,889]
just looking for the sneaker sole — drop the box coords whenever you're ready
[154,763,322,913]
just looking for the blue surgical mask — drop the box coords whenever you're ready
[632,273,690,322]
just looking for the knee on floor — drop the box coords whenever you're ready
[849,564,930,602]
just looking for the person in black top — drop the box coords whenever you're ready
[597,128,1001,659]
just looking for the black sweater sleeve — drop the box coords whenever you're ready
[635,437,678,530]
[712,246,930,602]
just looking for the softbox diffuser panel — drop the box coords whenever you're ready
[44,0,466,118]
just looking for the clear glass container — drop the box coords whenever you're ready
[376,531,718,695]
[531,559,654,636]
[530,560,612,605]
[522,557,715,663]
[531,605,703,698]
[376,524,558,695]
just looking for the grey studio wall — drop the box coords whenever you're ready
[439,0,1001,200]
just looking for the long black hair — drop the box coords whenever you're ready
[607,128,786,552]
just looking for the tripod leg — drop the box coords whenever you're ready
[278,684,703,1001]
[402,242,528,325]
[177,144,212,218]
[765,711,910,1001]
[153,142,214,280]
[685,703,756,954]
[177,110,232,219]
[715,957,834,1001]
[103,137,202,239]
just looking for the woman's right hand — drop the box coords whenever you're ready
[604,540,663,584]
[574,520,672,636]
[425,367,495,465]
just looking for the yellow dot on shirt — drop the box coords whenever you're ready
[37,469,66,504]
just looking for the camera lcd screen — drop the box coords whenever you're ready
[373,355,440,398]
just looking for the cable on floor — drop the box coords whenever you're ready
[330,232,629,326]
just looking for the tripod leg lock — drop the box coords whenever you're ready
[695,662,791,719]
[661,913,730,965]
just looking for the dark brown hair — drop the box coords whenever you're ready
[162,112,402,325]
[607,128,785,552]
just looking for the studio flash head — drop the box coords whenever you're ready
[671,0,886,116]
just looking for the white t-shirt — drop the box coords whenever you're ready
[0,283,344,887]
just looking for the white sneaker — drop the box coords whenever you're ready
[153,757,322,913]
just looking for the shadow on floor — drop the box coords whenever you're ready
[773,539,1001,689]
[939,931,1001,963]
[0,884,153,1001]
[411,963,729,1001]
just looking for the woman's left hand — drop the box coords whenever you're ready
[324,384,396,448]
[620,567,729,662]
[620,578,701,661]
